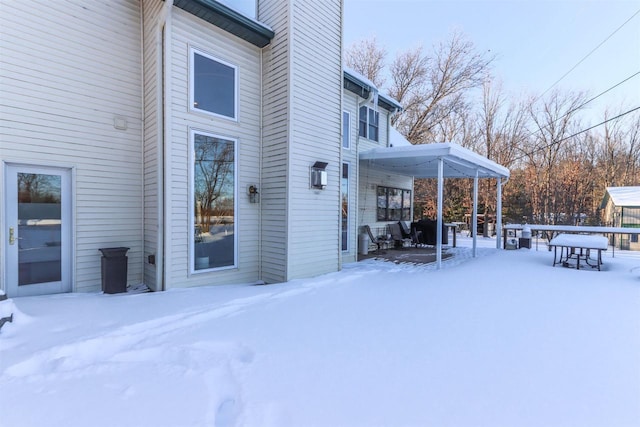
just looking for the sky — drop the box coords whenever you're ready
[344,0,640,122]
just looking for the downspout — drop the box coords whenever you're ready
[161,0,174,291]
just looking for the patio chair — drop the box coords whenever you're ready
[389,223,412,248]
[399,221,422,247]
[364,225,390,254]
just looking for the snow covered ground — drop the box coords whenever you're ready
[1,236,639,427]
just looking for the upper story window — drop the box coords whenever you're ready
[342,111,351,149]
[190,47,237,120]
[359,106,379,142]
[217,0,256,18]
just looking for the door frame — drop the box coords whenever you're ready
[3,162,74,297]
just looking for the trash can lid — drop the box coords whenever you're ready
[99,247,130,257]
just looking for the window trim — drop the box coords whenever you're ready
[189,128,239,274]
[359,105,379,142]
[342,111,351,149]
[189,47,238,121]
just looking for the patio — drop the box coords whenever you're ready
[357,245,454,264]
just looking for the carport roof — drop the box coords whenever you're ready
[360,142,510,179]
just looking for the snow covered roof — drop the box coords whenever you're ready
[604,186,640,207]
[360,142,510,179]
[343,68,402,112]
[389,126,412,147]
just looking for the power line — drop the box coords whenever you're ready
[515,70,640,144]
[538,7,640,99]
[513,105,640,163]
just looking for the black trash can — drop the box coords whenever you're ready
[99,247,129,294]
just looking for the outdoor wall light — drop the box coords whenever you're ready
[310,161,328,189]
[248,184,260,203]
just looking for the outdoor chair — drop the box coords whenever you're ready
[389,223,412,248]
[364,225,390,254]
[399,221,422,247]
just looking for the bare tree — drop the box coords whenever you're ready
[194,140,234,232]
[389,31,495,144]
[344,37,387,88]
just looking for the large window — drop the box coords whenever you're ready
[190,48,237,120]
[342,163,349,251]
[377,186,411,221]
[359,106,379,141]
[192,131,237,271]
[342,111,351,149]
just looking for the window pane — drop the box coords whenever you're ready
[368,109,379,142]
[377,187,387,221]
[194,134,235,270]
[359,106,367,137]
[341,163,349,251]
[388,188,401,220]
[193,52,236,118]
[342,111,350,149]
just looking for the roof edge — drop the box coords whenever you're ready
[172,0,274,48]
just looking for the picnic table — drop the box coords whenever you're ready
[548,234,608,271]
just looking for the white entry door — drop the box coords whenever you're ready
[5,165,72,297]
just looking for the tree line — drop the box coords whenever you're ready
[346,33,640,226]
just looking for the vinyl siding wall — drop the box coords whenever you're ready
[258,0,290,283]
[0,0,143,292]
[286,0,343,279]
[142,0,164,290]
[163,8,263,288]
[341,93,359,263]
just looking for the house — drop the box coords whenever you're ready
[601,186,640,250]
[0,0,509,298]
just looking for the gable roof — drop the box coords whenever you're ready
[603,186,640,207]
[172,0,274,47]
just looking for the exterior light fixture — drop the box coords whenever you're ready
[248,184,259,203]
[310,161,328,189]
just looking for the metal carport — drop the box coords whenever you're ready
[360,142,510,268]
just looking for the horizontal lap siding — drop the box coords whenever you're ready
[358,163,413,228]
[142,0,164,290]
[342,93,359,263]
[166,9,262,288]
[259,0,290,283]
[0,0,143,292]
[287,0,342,279]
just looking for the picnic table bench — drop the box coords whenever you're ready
[549,234,608,271]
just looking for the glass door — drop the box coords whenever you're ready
[5,165,72,297]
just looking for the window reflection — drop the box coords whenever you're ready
[194,133,236,270]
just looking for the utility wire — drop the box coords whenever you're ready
[519,70,640,142]
[538,7,640,99]
[513,105,640,163]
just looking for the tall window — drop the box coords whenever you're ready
[341,163,349,251]
[342,111,351,149]
[359,106,379,141]
[377,186,411,221]
[190,48,237,120]
[192,131,236,271]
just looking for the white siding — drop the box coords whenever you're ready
[341,93,359,263]
[286,0,343,280]
[142,0,164,290]
[258,0,290,283]
[163,8,263,288]
[0,0,143,292]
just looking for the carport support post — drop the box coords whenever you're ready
[472,171,478,257]
[436,157,444,269]
[496,178,502,249]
